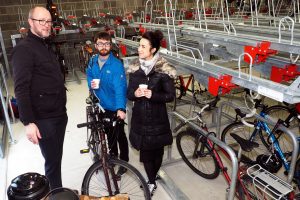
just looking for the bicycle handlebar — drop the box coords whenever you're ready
[173,121,187,133]
[77,121,93,128]
[77,115,126,129]
[235,108,256,128]
[173,96,220,133]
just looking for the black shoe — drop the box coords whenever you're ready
[116,166,127,176]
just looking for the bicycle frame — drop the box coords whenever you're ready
[201,135,253,200]
[197,121,253,199]
[175,74,194,96]
[81,101,121,196]
[248,110,299,173]
[96,121,120,196]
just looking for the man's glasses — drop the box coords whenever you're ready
[31,18,53,26]
[96,42,111,47]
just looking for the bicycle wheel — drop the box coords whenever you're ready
[263,105,300,155]
[82,158,150,200]
[172,78,184,111]
[221,121,269,164]
[294,159,300,191]
[86,106,100,162]
[176,129,220,179]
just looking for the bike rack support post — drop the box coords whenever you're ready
[216,101,298,184]
[172,111,238,200]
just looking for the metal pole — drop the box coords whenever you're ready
[0,27,11,77]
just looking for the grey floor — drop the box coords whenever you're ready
[2,76,296,200]
[0,78,232,200]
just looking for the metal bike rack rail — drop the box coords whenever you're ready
[169,18,300,42]
[215,101,299,184]
[0,64,16,158]
[131,22,300,55]
[114,37,300,104]
[171,111,238,200]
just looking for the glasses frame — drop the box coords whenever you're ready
[31,18,53,26]
[95,42,112,47]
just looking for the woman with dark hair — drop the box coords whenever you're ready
[127,30,176,196]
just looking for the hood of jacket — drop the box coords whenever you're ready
[127,56,176,79]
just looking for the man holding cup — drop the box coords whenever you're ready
[86,31,129,176]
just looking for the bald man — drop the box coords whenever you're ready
[12,6,68,190]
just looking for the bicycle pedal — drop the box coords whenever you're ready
[80,149,90,154]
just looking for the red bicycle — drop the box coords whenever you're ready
[173,74,214,110]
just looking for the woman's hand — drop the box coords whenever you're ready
[134,88,144,97]
[144,89,152,99]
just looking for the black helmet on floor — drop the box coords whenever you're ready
[7,172,50,200]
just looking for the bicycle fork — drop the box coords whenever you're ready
[99,129,120,196]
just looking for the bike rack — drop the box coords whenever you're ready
[114,36,300,104]
[278,16,300,64]
[170,111,239,200]
[215,100,299,184]
[247,164,293,199]
[0,64,16,158]
[145,0,153,23]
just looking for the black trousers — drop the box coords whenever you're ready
[104,110,129,162]
[36,114,68,190]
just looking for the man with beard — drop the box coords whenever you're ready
[86,32,129,176]
[12,6,68,190]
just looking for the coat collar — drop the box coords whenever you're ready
[92,51,115,66]
[127,56,176,79]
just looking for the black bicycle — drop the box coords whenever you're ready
[78,92,151,199]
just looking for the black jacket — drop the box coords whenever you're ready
[127,56,176,150]
[12,30,67,125]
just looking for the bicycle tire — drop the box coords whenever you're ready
[263,105,299,155]
[294,158,300,190]
[86,106,100,162]
[176,129,220,179]
[172,78,184,111]
[235,181,245,200]
[81,158,151,200]
[221,121,269,164]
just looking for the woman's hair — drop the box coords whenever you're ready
[142,30,164,55]
[94,31,112,43]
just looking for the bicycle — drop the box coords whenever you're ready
[78,92,151,199]
[173,73,215,111]
[243,89,299,135]
[221,99,300,189]
[264,103,300,138]
[174,100,293,199]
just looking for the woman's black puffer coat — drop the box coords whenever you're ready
[127,56,176,150]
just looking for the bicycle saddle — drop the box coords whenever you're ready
[230,133,259,152]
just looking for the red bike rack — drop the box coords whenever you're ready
[244,41,277,64]
[119,43,127,57]
[296,103,300,114]
[139,24,146,34]
[161,39,167,48]
[208,75,237,96]
[145,14,151,23]
[270,64,300,83]
[185,11,193,19]
[99,13,106,17]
